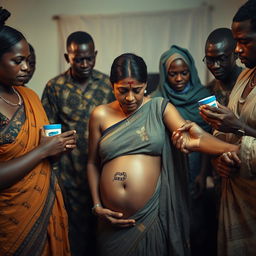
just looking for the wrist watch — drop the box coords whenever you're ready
[237,128,246,136]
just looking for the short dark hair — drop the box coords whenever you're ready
[233,0,256,32]
[66,31,94,50]
[0,7,26,58]
[206,28,236,51]
[110,53,147,85]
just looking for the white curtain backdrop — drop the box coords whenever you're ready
[55,5,212,84]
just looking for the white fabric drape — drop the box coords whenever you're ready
[55,5,211,84]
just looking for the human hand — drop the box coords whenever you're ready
[93,206,136,228]
[211,151,241,178]
[199,103,241,132]
[39,129,77,157]
[172,121,203,153]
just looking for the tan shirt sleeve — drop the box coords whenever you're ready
[240,136,256,178]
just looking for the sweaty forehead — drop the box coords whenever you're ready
[205,41,230,55]
[67,42,94,54]
[231,20,256,38]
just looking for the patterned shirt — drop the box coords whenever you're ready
[41,68,115,254]
[41,68,114,187]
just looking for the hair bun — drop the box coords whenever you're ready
[0,7,11,28]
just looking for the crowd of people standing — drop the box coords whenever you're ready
[0,0,256,255]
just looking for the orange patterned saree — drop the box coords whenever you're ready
[0,86,70,256]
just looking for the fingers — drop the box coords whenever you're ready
[214,152,241,178]
[220,152,241,166]
[58,130,77,149]
[220,152,235,166]
[172,132,190,153]
[172,131,182,147]
[228,151,241,165]
[177,122,193,132]
[200,104,220,111]
[65,142,76,149]
[215,162,231,178]
[60,130,76,137]
[108,215,136,228]
[97,208,136,228]
[217,102,226,109]
[40,127,46,136]
[200,108,221,120]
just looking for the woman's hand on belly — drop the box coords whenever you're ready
[93,205,136,228]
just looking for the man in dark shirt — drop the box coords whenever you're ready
[204,28,243,106]
[42,31,115,256]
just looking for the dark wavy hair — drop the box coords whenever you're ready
[233,0,256,32]
[110,53,147,85]
[0,7,26,58]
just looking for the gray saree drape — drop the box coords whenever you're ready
[98,97,190,256]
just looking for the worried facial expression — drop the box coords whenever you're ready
[204,41,236,81]
[113,77,147,115]
[0,39,31,87]
[167,58,190,92]
[65,42,97,81]
[232,19,256,69]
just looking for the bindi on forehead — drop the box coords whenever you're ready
[127,80,135,85]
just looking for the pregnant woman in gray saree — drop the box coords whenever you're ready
[87,53,239,256]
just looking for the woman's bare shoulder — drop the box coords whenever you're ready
[91,101,117,120]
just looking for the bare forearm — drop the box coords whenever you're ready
[87,163,102,205]
[199,132,239,155]
[0,146,47,190]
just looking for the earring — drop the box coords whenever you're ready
[144,89,147,95]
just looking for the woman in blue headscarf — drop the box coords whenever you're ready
[153,45,213,255]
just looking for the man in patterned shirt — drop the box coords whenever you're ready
[41,31,115,256]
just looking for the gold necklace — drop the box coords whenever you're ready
[0,87,22,107]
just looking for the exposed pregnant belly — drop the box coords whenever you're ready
[100,154,161,218]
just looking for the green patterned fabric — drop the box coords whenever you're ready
[41,68,115,256]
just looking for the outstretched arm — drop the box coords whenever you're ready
[200,103,256,137]
[172,121,239,155]
[162,102,239,155]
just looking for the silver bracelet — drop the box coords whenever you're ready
[92,203,102,212]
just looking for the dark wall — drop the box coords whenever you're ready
[146,73,159,95]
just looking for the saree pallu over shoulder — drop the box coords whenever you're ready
[99,97,190,256]
[0,86,70,256]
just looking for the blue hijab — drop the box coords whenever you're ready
[153,45,211,131]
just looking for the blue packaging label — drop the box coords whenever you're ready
[48,131,60,136]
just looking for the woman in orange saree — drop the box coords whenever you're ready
[0,8,76,255]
